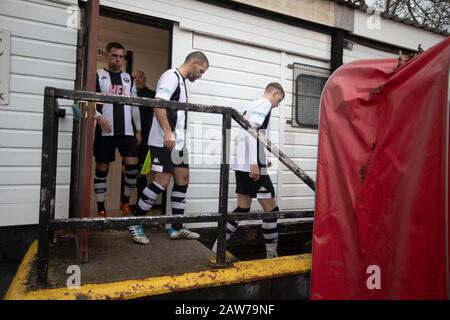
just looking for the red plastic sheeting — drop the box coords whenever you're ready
[311,37,450,299]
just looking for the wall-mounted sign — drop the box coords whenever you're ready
[98,48,105,57]
[0,29,11,105]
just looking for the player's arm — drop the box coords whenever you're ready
[154,73,179,150]
[247,102,271,180]
[130,80,142,145]
[154,99,175,150]
[248,124,260,180]
[95,73,112,133]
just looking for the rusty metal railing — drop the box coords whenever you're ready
[37,87,315,287]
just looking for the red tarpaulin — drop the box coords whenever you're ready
[311,37,450,299]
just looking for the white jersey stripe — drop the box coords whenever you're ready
[149,68,188,150]
[232,98,272,172]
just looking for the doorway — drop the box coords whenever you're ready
[88,11,172,216]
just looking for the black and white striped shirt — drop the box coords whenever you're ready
[148,68,188,150]
[95,68,140,137]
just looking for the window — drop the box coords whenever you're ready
[292,63,329,128]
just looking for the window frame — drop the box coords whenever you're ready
[291,63,330,129]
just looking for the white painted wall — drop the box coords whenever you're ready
[100,0,331,62]
[97,16,170,91]
[343,41,398,64]
[0,0,78,227]
[353,10,446,51]
[94,0,330,229]
[177,30,282,216]
[169,27,321,229]
[278,54,333,217]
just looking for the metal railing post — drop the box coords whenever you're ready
[37,87,60,288]
[35,87,315,279]
[216,112,231,266]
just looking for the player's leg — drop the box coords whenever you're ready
[118,136,140,217]
[93,136,115,217]
[256,175,279,258]
[211,171,253,254]
[118,136,146,244]
[211,193,251,254]
[129,147,171,244]
[94,162,110,217]
[168,148,199,239]
[134,147,171,216]
[121,156,138,216]
[136,131,150,203]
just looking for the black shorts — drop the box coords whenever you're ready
[235,170,275,199]
[93,135,139,163]
[138,131,150,165]
[150,146,189,173]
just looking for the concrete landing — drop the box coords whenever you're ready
[5,233,311,300]
[39,230,214,289]
[5,239,311,300]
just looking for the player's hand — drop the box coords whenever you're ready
[136,131,142,146]
[267,159,272,168]
[164,130,176,150]
[249,164,260,181]
[96,115,112,134]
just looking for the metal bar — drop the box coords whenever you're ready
[49,211,314,230]
[49,87,233,114]
[216,112,232,266]
[45,87,315,190]
[69,103,81,220]
[231,109,316,191]
[37,88,59,287]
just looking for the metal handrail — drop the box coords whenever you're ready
[36,87,316,287]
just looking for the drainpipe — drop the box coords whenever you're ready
[330,29,345,74]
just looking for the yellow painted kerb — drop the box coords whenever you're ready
[5,240,311,300]
[4,240,38,300]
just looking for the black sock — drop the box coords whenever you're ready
[171,184,188,231]
[212,207,250,253]
[123,164,138,205]
[94,169,108,212]
[136,176,147,201]
[97,202,106,212]
[135,181,165,216]
[263,206,279,245]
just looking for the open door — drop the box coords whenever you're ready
[74,2,172,262]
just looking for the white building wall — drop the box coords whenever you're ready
[0,0,78,226]
[97,0,330,227]
[280,55,330,211]
[343,42,398,64]
[353,10,446,52]
[100,0,331,61]
[175,30,282,218]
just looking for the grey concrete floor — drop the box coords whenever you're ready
[29,229,215,289]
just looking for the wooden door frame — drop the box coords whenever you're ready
[72,1,173,262]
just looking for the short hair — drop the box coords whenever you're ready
[265,82,285,99]
[133,69,145,78]
[184,51,209,67]
[105,42,125,52]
